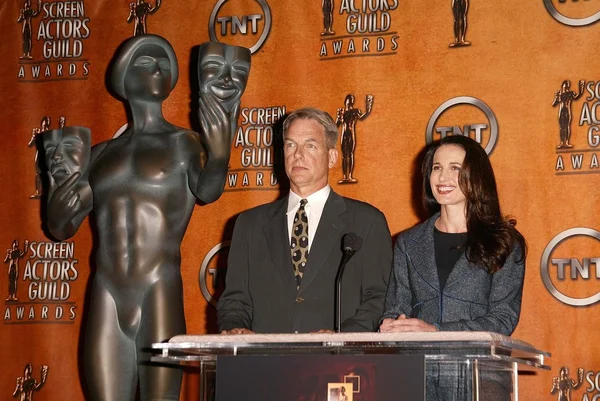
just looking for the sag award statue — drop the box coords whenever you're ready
[43,35,251,401]
[335,94,373,184]
[450,0,470,47]
[553,80,585,149]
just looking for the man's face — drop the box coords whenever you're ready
[43,127,91,186]
[198,42,250,113]
[284,119,337,197]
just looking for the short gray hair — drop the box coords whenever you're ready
[282,107,338,149]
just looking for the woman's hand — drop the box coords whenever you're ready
[379,314,438,332]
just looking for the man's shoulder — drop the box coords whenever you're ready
[236,197,286,223]
[339,195,385,218]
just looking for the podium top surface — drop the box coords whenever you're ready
[152,332,550,370]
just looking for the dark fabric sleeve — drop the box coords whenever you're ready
[217,213,253,332]
[341,210,393,332]
[381,235,414,322]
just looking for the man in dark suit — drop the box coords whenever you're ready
[218,107,392,333]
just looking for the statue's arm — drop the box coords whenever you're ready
[189,93,237,203]
[127,3,135,22]
[34,365,48,390]
[149,0,161,13]
[12,377,22,397]
[46,142,102,240]
[573,368,585,389]
[574,80,586,100]
[359,95,374,120]
[19,241,29,257]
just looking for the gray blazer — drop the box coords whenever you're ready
[218,190,392,333]
[382,213,525,336]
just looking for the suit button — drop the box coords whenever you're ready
[295,297,305,303]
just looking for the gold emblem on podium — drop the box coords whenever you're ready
[551,367,584,401]
[127,0,162,36]
[553,80,585,149]
[449,0,470,47]
[12,364,48,401]
[335,94,373,184]
[328,383,353,401]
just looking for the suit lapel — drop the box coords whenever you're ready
[262,197,297,291]
[297,191,345,294]
[406,214,440,292]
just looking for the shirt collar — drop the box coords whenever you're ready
[287,185,331,214]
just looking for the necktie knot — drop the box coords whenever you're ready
[299,199,308,208]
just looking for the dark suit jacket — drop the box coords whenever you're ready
[382,213,525,336]
[218,190,392,333]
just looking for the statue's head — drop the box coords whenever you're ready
[41,116,51,132]
[43,126,91,186]
[24,364,33,378]
[560,367,569,379]
[197,42,251,113]
[561,80,570,91]
[111,34,178,101]
[344,94,355,108]
[12,240,18,249]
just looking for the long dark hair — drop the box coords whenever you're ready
[422,135,526,273]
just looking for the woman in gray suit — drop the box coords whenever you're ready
[380,135,526,400]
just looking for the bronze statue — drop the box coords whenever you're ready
[321,0,335,36]
[5,240,29,301]
[449,0,470,47]
[17,0,41,59]
[12,364,48,401]
[127,0,161,36]
[551,367,584,401]
[553,80,585,149]
[335,94,373,184]
[44,35,250,401]
[43,126,91,187]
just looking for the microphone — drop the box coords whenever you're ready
[335,232,363,332]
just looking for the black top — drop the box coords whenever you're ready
[434,227,468,292]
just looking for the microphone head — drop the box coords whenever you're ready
[343,232,363,253]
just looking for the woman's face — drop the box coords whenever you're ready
[429,144,467,208]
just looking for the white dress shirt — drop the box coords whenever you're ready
[286,185,331,252]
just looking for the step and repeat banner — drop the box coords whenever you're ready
[1,0,599,400]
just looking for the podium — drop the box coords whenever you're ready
[152,332,550,401]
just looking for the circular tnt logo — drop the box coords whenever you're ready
[425,96,499,155]
[208,0,272,54]
[540,228,600,307]
[544,0,600,26]
[198,241,230,307]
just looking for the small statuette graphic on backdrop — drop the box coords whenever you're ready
[336,94,373,184]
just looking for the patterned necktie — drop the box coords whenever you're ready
[290,199,309,288]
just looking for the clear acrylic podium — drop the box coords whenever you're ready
[152,332,550,401]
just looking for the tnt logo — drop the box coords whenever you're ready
[209,0,272,54]
[198,241,230,307]
[426,96,499,155]
[541,228,600,307]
